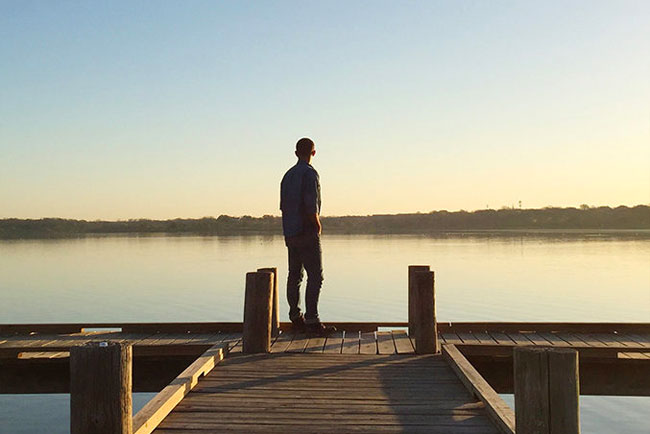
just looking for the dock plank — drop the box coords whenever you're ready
[304,336,326,353]
[286,333,309,353]
[377,332,396,354]
[456,332,482,345]
[359,332,377,355]
[393,330,415,354]
[621,333,650,348]
[153,354,499,434]
[441,332,464,345]
[342,331,360,354]
[322,332,343,354]
[487,332,514,346]
[270,332,294,353]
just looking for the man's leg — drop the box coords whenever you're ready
[286,243,304,321]
[302,235,324,324]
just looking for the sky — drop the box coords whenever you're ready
[1,0,649,219]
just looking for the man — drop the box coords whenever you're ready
[280,138,336,336]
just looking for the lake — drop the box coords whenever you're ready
[1,232,649,433]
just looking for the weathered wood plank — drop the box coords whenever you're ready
[572,332,608,348]
[285,333,308,353]
[1,321,647,336]
[359,332,377,355]
[524,332,555,346]
[341,331,360,354]
[607,333,644,348]
[486,332,512,345]
[322,332,343,353]
[505,332,533,346]
[157,411,494,425]
[304,336,326,353]
[538,332,572,347]
[270,331,294,353]
[393,330,415,354]
[472,332,498,345]
[132,344,224,434]
[440,332,464,345]
[592,333,633,348]
[443,345,515,434]
[377,332,395,354]
[456,332,482,345]
[151,353,502,433]
[155,423,497,434]
[625,333,650,348]
[618,352,650,360]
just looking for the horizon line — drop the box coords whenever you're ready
[2,203,649,222]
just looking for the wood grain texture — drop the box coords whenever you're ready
[257,267,280,337]
[70,342,132,434]
[443,345,515,434]
[242,272,273,354]
[548,349,580,434]
[132,344,224,434]
[153,353,499,433]
[2,321,648,336]
[413,271,439,354]
[408,265,430,338]
[393,330,415,354]
[514,347,550,434]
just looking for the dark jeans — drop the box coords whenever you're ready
[286,233,323,324]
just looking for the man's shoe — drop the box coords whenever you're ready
[291,315,306,332]
[306,322,337,337]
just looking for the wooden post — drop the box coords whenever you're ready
[514,347,580,434]
[243,271,274,353]
[257,267,280,337]
[408,265,430,338]
[549,349,580,434]
[70,341,132,434]
[413,270,439,354]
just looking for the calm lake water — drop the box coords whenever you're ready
[1,233,649,433]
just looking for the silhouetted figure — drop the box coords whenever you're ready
[280,138,336,336]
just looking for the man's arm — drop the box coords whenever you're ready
[307,213,322,235]
[302,170,321,235]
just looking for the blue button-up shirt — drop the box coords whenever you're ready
[280,160,321,238]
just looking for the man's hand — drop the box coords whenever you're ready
[309,213,322,235]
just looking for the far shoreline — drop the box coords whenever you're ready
[2,228,650,241]
[2,206,649,239]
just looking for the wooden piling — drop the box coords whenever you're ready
[549,349,580,434]
[413,270,439,354]
[514,347,580,434]
[257,267,280,337]
[408,265,430,337]
[243,271,274,353]
[70,341,132,434]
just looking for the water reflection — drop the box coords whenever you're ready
[0,233,648,323]
[0,233,649,434]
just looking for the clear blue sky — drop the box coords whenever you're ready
[1,0,649,219]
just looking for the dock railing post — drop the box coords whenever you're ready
[257,267,280,337]
[408,265,430,338]
[413,270,439,354]
[243,271,274,353]
[514,347,580,434]
[70,341,132,434]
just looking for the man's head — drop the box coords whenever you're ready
[295,137,315,162]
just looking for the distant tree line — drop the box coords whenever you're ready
[1,205,648,239]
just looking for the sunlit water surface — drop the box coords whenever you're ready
[1,233,649,433]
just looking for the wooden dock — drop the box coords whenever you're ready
[2,321,649,358]
[151,352,504,434]
[2,322,649,397]
[1,266,648,433]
